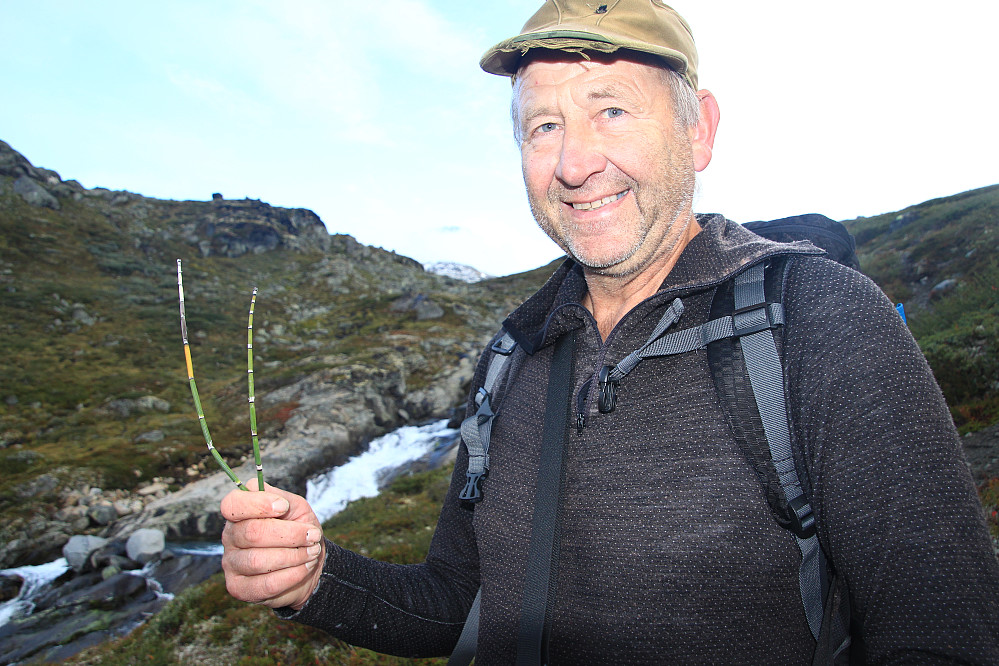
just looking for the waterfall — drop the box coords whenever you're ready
[0,557,70,626]
[307,419,457,523]
[0,419,459,629]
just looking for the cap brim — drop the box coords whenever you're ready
[480,29,690,87]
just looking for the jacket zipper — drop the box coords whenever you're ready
[575,378,591,434]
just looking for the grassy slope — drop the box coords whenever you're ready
[0,189,504,545]
[64,465,455,666]
[846,185,999,431]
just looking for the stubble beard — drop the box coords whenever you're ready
[528,155,696,278]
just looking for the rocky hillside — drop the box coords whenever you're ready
[845,185,999,430]
[1,140,997,665]
[1,136,996,572]
[0,140,551,569]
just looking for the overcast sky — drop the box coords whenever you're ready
[3,1,997,276]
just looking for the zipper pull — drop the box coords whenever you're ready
[575,378,591,435]
[597,365,619,413]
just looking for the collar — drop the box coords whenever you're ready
[503,214,824,355]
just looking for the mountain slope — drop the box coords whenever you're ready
[0,140,548,567]
[846,185,999,429]
[1,136,996,568]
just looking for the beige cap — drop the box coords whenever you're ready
[480,0,698,89]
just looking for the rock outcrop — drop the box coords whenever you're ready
[0,532,220,665]
[110,353,475,541]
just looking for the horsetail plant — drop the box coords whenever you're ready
[176,259,264,492]
[247,287,264,491]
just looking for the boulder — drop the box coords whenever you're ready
[71,307,95,326]
[104,399,136,418]
[391,293,444,320]
[87,502,117,526]
[150,553,222,595]
[126,528,165,564]
[136,396,171,412]
[13,175,59,209]
[136,481,168,496]
[88,540,134,571]
[0,574,23,602]
[63,535,109,572]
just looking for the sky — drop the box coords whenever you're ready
[2,1,997,276]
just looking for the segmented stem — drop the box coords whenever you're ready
[176,259,248,491]
[247,287,264,491]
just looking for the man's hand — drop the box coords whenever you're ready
[221,481,325,610]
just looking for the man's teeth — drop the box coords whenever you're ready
[571,191,627,211]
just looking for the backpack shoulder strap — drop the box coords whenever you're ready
[707,256,829,645]
[458,330,516,502]
[449,331,517,665]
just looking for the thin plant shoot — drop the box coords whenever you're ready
[176,259,264,492]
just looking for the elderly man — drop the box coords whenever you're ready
[220,1,999,663]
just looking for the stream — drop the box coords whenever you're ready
[0,418,459,630]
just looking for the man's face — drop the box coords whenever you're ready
[516,55,698,278]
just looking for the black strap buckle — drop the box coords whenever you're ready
[459,470,486,502]
[787,494,817,539]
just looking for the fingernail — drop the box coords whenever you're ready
[306,529,319,544]
[305,558,318,571]
[271,498,289,514]
[307,544,321,557]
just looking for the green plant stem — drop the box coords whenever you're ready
[176,259,248,492]
[248,287,264,490]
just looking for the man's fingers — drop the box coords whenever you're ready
[219,481,326,609]
[222,542,322,577]
[220,487,291,522]
[222,483,320,527]
[222,517,322,550]
[224,561,321,608]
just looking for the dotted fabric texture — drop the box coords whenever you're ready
[282,215,999,664]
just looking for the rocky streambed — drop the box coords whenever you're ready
[0,418,462,664]
[0,353,475,663]
[0,530,222,664]
[1,350,477,570]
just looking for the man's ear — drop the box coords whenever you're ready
[690,90,720,172]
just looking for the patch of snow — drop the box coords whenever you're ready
[424,261,492,283]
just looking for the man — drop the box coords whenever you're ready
[220,1,999,663]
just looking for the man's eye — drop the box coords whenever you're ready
[537,122,558,133]
[604,107,624,118]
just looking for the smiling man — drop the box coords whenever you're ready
[219,2,999,664]
[514,51,715,336]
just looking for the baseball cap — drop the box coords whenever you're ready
[480,0,698,90]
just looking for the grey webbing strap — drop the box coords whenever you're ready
[607,300,785,384]
[609,298,684,380]
[449,332,517,664]
[734,263,824,640]
[459,331,516,502]
[448,588,481,666]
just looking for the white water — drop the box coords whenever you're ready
[307,419,457,524]
[0,557,70,626]
[127,559,174,601]
[0,419,459,628]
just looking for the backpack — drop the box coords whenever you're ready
[450,214,858,665]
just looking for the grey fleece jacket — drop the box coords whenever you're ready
[283,215,999,664]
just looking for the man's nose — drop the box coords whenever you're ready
[554,122,607,187]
